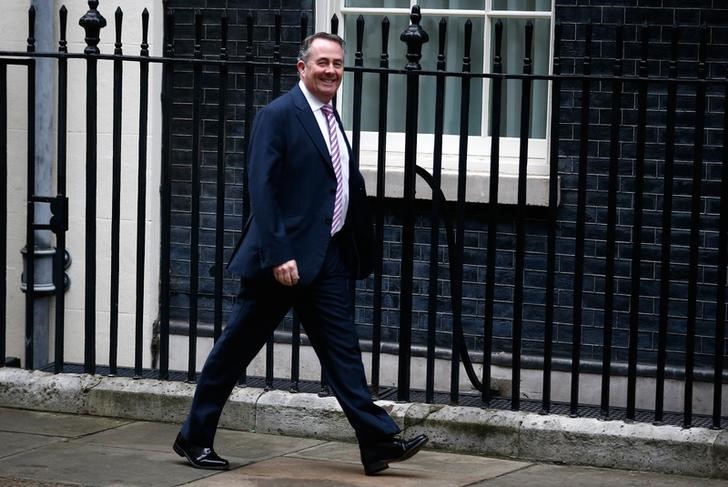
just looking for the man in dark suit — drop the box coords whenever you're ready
[173,32,428,476]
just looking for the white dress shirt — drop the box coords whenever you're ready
[298,80,349,235]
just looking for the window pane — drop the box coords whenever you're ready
[342,14,484,136]
[492,0,551,11]
[489,17,550,138]
[418,0,485,9]
[345,0,410,7]
[342,15,410,133]
[420,15,483,135]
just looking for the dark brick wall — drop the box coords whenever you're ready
[549,0,728,371]
[164,1,728,376]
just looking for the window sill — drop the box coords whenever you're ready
[358,150,556,206]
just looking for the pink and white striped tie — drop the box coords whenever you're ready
[321,104,344,235]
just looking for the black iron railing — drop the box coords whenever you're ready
[0,1,726,431]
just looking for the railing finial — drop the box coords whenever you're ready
[400,5,429,70]
[79,0,107,55]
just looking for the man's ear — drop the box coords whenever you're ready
[296,59,305,75]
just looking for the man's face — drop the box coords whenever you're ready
[297,38,344,104]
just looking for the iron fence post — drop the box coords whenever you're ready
[79,0,106,374]
[398,5,428,401]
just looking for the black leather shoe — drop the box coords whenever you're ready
[360,434,428,475]
[173,432,229,470]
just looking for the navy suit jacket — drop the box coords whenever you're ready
[227,85,374,285]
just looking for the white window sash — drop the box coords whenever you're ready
[317,1,556,205]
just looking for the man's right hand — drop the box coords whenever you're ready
[273,260,300,286]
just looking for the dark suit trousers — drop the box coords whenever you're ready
[180,236,400,447]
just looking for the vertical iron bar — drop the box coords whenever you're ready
[542,22,561,414]
[512,21,534,411]
[601,22,624,418]
[426,17,447,404]
[240,13,255,387]
[134,8,150,378]
[398,6,428,401]
[79,0,106,375]
[484,19,504,405]
[400,53,417,402]
[684,25,708,429]
[242,13,254,227]
[214,14,229,344]
[25,6,36,370]
[350,19,365,388]
[0,62,6,368]
[109,7,123,376]
[627,25,648,420]
[265,14,283,390]
[83,59,96,374]
[320,369,330,397]
[713,65,728,429]
[272,13,281,97]
[54,6,68,374]
[656,26,679,423]
[351,16,364,161]
[371,17,390,397]
[290,15,308,394]
[187,11,203,382]
[450,19,472,404]
[159,9,175,380]
[571,22,592,416]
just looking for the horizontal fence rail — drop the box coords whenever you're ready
[0,1,726,431]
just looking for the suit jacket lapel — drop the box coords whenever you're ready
[292,85,331,164]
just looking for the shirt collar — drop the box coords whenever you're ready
[298,80,330,113]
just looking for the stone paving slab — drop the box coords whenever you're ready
[0,408,329,487]
[75,420,324,463]
[0,478,79,487]
[74,421,182,453]
[469,464,728,486]
[0,407,129,437]
[0,440,215,487]
[203,429,325,466]
[0,432,65,459]
[182,443,532,487]
[287,441,531,479]
[183,456,477,487]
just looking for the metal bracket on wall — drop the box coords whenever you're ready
[20,194,71,294]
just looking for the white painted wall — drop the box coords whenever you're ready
[1,2,36,367]
[1,0,163,369]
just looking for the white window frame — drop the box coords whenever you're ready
[316,0,555,206]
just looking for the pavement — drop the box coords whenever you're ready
[0,407,726,487]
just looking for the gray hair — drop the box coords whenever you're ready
[298,32,346,62]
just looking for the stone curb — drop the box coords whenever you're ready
[0,368,726,479]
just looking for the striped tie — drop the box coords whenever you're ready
[321,104,344,235]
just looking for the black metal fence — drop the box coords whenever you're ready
[0,1,727,431]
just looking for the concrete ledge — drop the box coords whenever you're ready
[0,368,99,413]
[86,376,198,424]
[0,368,725,479]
